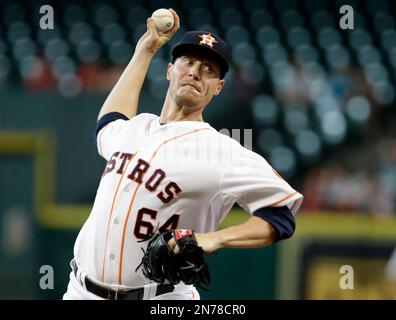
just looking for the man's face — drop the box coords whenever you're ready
[167,54,225,110]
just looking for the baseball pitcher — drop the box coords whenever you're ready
[63,9,303,300]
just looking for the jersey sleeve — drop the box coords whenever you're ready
[220,146,303,215]
[96,113,157,161]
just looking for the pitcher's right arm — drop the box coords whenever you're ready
[97,9,180,120]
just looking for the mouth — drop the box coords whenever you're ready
[180,83,201,93]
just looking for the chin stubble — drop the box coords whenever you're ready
[175,94,198,109]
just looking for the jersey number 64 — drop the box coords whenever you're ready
[133,207,180,240]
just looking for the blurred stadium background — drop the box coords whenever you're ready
[1,0,396,299]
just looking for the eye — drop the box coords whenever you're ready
[204,64,216,76]
[183,58,193,65]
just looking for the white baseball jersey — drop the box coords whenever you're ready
[73,113,303,289]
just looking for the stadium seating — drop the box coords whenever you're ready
[0,0,395,179]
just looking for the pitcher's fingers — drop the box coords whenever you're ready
[168,8,180,33]
[147,17,158,38]
[167,236,180,254]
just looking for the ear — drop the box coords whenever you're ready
[167,63,173,80]
[214,79,225,96]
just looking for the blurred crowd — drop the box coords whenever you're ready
[1,0,396,215]
[302,136,396,215]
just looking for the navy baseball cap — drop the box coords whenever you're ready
[171,31,230,79]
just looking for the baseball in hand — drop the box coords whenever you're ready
[151,9,174,32]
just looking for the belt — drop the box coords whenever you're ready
[71,260,174,300]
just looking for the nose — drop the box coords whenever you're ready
[188,64,200,80]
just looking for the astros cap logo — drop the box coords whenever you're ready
[198,33,218,48]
